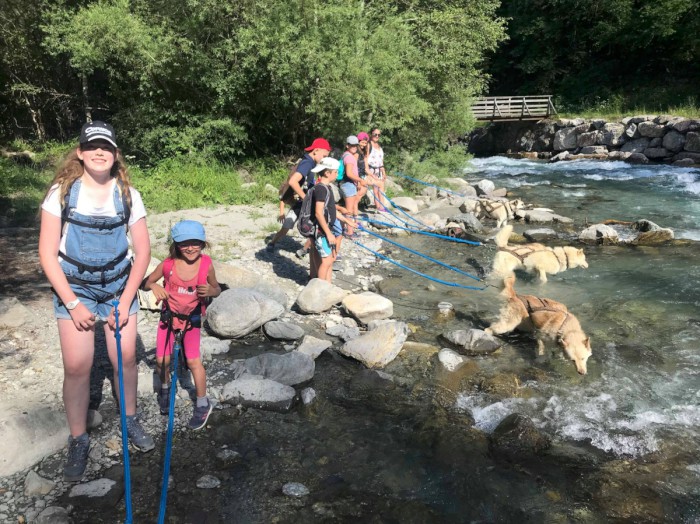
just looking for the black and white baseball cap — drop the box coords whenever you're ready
[79,121,118,148]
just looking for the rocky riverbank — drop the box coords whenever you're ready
[0,179,689,522]
[467,114,700,166]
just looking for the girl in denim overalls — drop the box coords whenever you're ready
[39,121,154,482]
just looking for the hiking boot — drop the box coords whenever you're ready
[158,386,171,415]
[295,246,309,259]
[126,416,155,452]
[64,433,90,482]
[188,400,213,431]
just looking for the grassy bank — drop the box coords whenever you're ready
[0,143,471,227]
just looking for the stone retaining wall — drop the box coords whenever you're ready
[466,115,700,166]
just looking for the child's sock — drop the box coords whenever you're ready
[196,395,209,408]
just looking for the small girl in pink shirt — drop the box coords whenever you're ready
[142,220,221,430]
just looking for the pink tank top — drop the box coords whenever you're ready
[162,254,212,329]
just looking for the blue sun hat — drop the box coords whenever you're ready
[171,220,206,242]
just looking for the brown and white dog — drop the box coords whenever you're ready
[486,277,592,375]
[491,225,588,283]
[478,198,524,229]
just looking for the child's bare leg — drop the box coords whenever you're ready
[104,315,139,416]
[187,358,207,398]
[58,320,95,437]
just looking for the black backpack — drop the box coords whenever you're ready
[297,184,331,238]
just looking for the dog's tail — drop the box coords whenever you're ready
[501,275,517,297]
[494,224,513,248]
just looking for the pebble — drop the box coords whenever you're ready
[196,475,221,489]
[282,482,310,497]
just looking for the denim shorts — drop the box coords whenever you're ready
[54,274,139,321]
[332,218,343,236]
[340,181,358,198]
[314,236,333,258]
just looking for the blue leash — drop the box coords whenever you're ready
[392,171,467,197]
[112,299,133,524]
[158,330,182,524]
[358,225,484,284]
[360,216,482,246]
[353,239,487,290]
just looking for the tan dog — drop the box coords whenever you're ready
[486,277,592,374]
[491,225,588,283]
[479,198,524,229]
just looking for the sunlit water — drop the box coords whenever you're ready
[384,156,700,460]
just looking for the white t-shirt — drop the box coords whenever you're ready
[42,180,147,256]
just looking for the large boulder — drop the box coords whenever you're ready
[447,213,484,232]
[475,179,496,196]
[295,278,349,314]
[576,131,599,147]
[338,321,409,368]
[440,329,501,356]
[221,377,296,412]
[214,262,293,307]
[207,288,284,338]
[643,147,671,159]
[295,335,333,359]
[231,352,315,386]
[621,137,650,154]
[263,321,305,341]
[579,224,619,245]
[598,123,626,147]
[685,132,700,153]
[553,127,577,150]
[632,220,674,244]
[637,121,666,138]
[390,196,419,214]
[662,130,686,153]
[342,292,393,324]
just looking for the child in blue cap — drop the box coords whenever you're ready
[142,220,221,429]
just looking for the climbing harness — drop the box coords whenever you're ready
[158,330,183,524]
[112,299,133,524]
[392,171,468,197]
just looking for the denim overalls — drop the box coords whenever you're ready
[53,179,138,320]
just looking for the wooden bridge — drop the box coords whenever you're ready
[471,95,556,121]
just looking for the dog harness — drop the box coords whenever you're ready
[516,294,571,339]
[480,199,515,219]
[499,245,547,263]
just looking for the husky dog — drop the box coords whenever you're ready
[479,198,524,229]
[486,277,592,375]
[491,225,588,283]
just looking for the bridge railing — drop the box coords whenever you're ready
[472,95,556,121]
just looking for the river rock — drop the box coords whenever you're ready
[200,335,231,359]
[196,475,221,489]
[296,278,349,314]
[643,147,671,159]
[440,329,501,356]
[438,348,467,372]
[447,213,484,232]
[479,373,520,397]
[421,186,437,199]
[621,137,650,153]
[475,179,496,195]
[685,132,700,152]
[24,470,54,497]
[263,321,305,341]
[489,413,551,460]
[622,115,654,125]
[68,478,123,508]
[632,220,674,244]
[673,151,700,163]
[300,387,316,405]
[232,351,314,386]
[517,209,572,224]
[282,482,310,497]
[608,150,632,161]
[599,123,626,147]
[391,196,419,214]
[673,158,695,167]
[342,292,393,324]
[673,119,700,133]
[550,151,570,162]
[576,131,599,147]
[214,262,293,307]
[443,178,476,196]
[637,121,666,138]
[523,228,558,242]
[554,127,577,150]
[579,224,619,244]
[35,507,70,524]
[295,335,332,359]
[624,123,639,138]
[580,145,607,155]
[221,377,296,412]
[207,288,284,338]
[0,297,30,328]
[0,401,67,476]
[338,321,408,368]
[626,152,649,164]
[662,130,685,153]
[325,323,360,341]
[416,212,442,226]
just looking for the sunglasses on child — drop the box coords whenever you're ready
[177,240,204,249]
[372,133,381,137]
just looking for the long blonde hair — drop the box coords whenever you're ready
[43,147,133,211]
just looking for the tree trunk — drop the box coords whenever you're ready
[82,75,92,122]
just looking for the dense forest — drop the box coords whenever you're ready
[1,0,698,162]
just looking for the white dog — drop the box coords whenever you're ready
[491,225,589,283]
[478,198,524,229]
